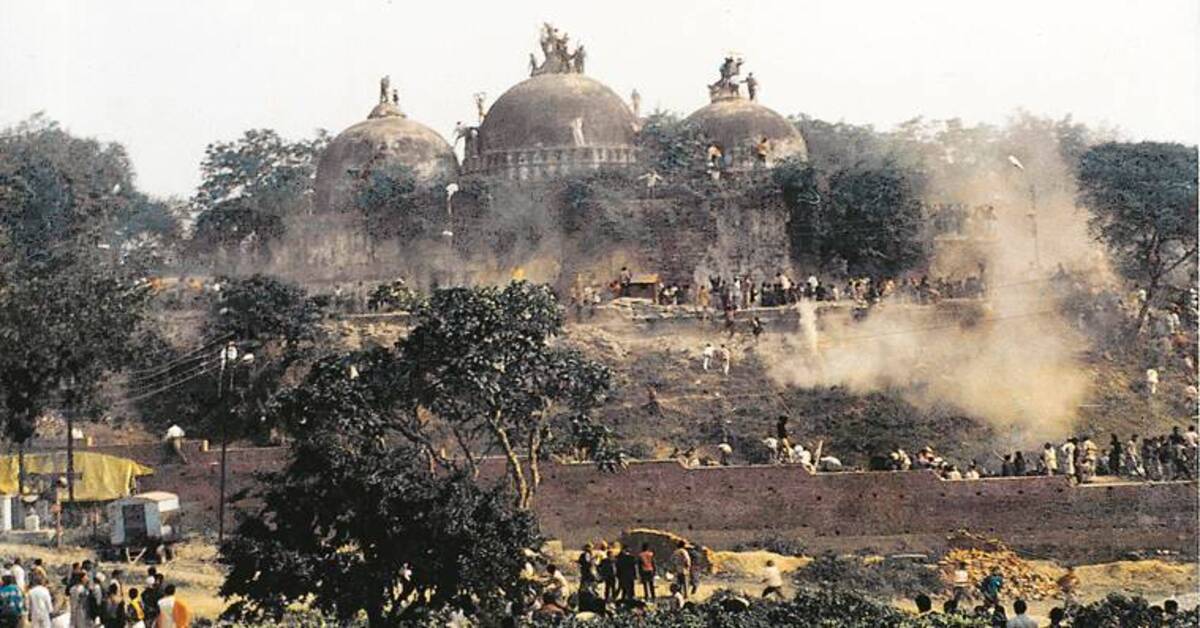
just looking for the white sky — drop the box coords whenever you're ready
[2,0,1197,198]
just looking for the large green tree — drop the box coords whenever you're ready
[190,129,327,263]
[0,116,152,496]
[1077,142,1198,332]
[398,282,613,508]
[220,355,541,626]
[823,161,927,277]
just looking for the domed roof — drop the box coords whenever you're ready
[314,90,458,211]
[685,97,807,162]
[479,73,636,152]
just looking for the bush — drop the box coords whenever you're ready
[1068,593,1199,627]
[367,280,424,312]
[531,587,988,627]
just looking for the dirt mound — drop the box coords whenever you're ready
[618,528,717,574]
[710,550,810,576]
[942,532,1060,601]
[1077,560,1199,598]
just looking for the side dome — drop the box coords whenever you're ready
[315,80,458,211]
[462,25,638,180]
[685,99,808,164]
[685,58,807,169]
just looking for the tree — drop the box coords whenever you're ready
[220,356,542,626]
[0,116,151,498]
[398,282,613,508]
[1077,142,1198,333]
[190,129,328,262]
[824,161,927,277]
[772,158,823,266]
[635,111,708,181]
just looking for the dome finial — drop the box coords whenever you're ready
[707,54,745,102]
[368,75,405,119]
[379,75,391,105]
[529,23,587,76]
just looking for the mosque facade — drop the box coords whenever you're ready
[278,24,806,288]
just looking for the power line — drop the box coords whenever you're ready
[125,333,232,379]
[115,362,221,407]
[125,358,218,396]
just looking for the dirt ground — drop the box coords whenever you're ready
[0,538,1193,622]
[0,539,225,620]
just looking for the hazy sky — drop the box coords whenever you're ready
[2,0,1197,197]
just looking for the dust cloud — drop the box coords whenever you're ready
[765,118,1114,444]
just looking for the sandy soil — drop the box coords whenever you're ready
[0,539,225,620]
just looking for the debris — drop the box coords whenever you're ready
[618,528,717,574]
[941,531,1059,601]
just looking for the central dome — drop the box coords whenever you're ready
[481,74,636,152]
[464,25,638,181]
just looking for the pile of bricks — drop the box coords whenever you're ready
[941,532,1059,601]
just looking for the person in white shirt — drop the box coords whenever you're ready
[164,425,188,464]
[951,561,970,604]
[545,565,570,600]
[761,560,784,599]
[1041,443,1058,476]
[9,559,25,591]
[1061,439,1077,479]
[669,583,686,610]
[157,584,177,628]
[69,574,92,628]
[1006,599,1038,628]
[701,343,716,371]
[26,574,54,628]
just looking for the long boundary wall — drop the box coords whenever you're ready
[24,444,1197,562]
[491,459,1197,562]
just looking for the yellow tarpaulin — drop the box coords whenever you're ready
[0,451,154,501]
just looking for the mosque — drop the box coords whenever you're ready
[278,24,808,288]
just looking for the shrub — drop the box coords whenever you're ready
[1068,593,1199,628]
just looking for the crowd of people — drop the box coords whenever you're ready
[526,538,790,622]
[521,541,1192,627]
[596,268,991,315]
[929,203,999,239]
[741,422,1200,485]
[870,426,1200,484]
[0,558,189,628]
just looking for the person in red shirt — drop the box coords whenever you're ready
[637,544,656,600]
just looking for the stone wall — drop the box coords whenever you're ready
[38,445,1195,562]
[519,460,1198,562]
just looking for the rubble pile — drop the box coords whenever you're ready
[618,528,718,574]
[941,531,1060,601]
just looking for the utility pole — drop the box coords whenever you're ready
[64,375,77,504]
[217,343,253,546]
[217,342,236,546]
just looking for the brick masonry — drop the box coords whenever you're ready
[39,443,1196,562]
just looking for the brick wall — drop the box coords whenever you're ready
[39,444,1196,562]
[488,459,1198,562]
